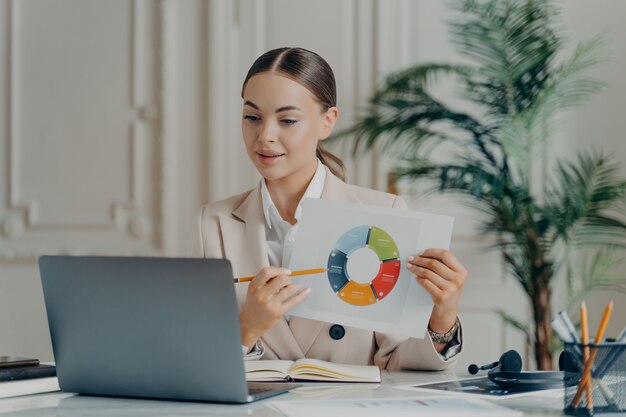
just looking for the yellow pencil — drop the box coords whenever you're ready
[572,299,614,411]
[580,301,593,410]
[234,268,327,283]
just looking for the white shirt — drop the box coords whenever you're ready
[260,158,326,268]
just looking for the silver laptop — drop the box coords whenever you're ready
[39,256,297,403]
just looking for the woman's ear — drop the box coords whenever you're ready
[319,107,339,140]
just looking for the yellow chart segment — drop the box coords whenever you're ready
[337,280,377,306]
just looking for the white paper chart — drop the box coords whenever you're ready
[288,198,454,338]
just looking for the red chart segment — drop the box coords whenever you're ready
[327,225,401,306]
[371,259,401,300]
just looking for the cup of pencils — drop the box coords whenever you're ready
[562,300,626,416]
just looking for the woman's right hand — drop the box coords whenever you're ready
[239,266,311,350]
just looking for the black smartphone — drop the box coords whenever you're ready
[0,356,40,368]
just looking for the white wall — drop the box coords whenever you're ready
[1,0,166,360]
[1,0,624,369]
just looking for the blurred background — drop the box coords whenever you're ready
[1,0,624,371]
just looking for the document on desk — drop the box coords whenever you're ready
[270,396,522,417]
[288,198,453,338]
[398,376,564,399]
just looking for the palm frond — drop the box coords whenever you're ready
[543,152,626,247]
[487,37,606,182]
[566,249,626,309]
[396,159,511,203]
[451,0,561,116]
[381,63,473,91]
[537,35,607,114]
[330,65,505,169]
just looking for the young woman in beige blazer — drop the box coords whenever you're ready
[191,47,468,371]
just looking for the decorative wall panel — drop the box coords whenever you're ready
[0,0,164,261]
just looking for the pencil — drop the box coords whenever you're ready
[234,268,327,283]
[572,299,614,411]
[551,314,619,408]
[580,301,594,410]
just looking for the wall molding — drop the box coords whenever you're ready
[0,0,165,261]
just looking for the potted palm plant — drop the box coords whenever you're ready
[331,0,626,369]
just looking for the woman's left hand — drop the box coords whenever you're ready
[406,248,467,337]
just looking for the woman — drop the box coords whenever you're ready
[192,47,467,371]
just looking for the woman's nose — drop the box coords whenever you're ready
[258,121,277,142]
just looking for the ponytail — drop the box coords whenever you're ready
[316,142,346,182]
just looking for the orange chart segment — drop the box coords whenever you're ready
[338,281,377,306]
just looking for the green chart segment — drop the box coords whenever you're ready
[327,226,401,306]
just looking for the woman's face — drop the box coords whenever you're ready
[241,72,337,183]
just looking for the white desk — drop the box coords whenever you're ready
[0,372,568,416]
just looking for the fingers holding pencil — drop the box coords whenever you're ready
[238,266,315,349]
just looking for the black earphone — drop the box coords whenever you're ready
[468,349,578,391]
[468,349,522,375]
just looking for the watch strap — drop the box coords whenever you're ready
[428,316,460,344]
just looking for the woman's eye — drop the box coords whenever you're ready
[243,115,259,122]
[281,119,298,125]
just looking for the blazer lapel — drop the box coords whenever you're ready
[219,187,268,278]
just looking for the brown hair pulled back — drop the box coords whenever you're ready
[241,47,346,181]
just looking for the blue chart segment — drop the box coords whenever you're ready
[327,225,401,306]
[334,225,370,255]
[327,249,349,291]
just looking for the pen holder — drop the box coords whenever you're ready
[563,341,626,416]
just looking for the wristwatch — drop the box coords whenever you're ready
[428,317,460,344]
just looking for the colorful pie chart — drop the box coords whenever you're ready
[327,225,401,306]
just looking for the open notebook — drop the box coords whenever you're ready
[245,359,381,383]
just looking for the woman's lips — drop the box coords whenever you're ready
[256,152,285,165]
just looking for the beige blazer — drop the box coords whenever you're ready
[191,166,462,371]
